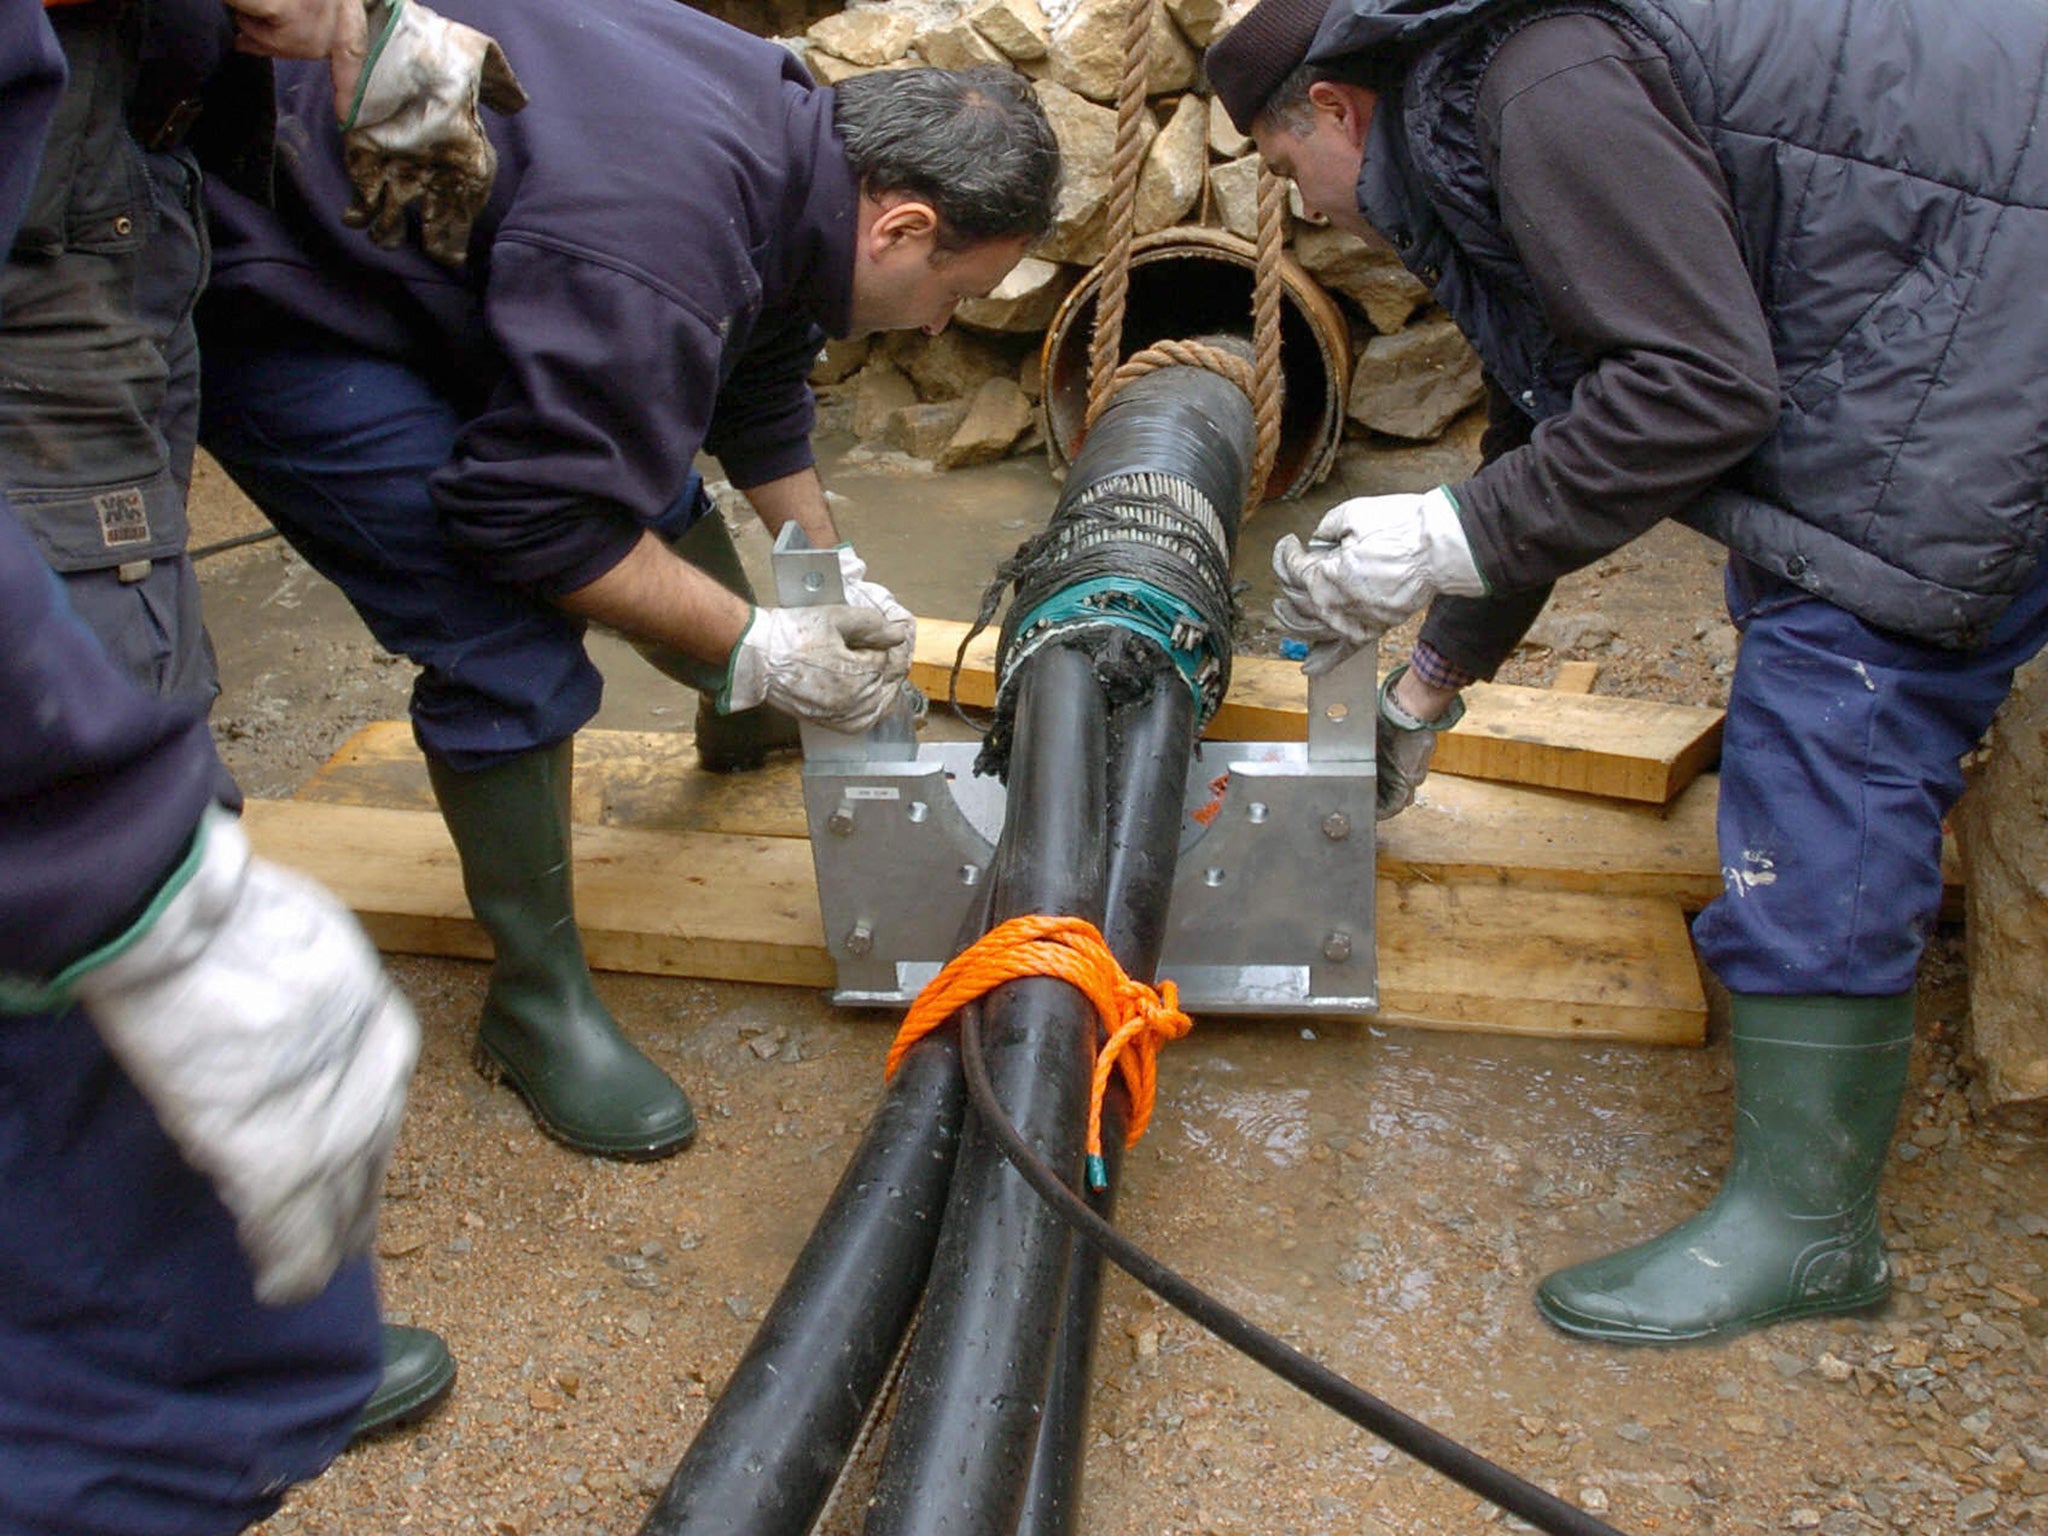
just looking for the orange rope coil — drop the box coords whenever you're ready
[886,914,1193,1189]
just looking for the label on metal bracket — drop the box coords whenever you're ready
[843,786,901,801]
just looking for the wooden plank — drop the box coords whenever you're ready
[1381,772,1724,910]
[909,617,1724,804]
[242,798,834,988]
[299,723,1961,915]
[298,720,808,838]
[242,797,1703,1044]
[1374,880,1704,1045]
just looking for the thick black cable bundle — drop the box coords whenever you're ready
[959,477,1238,779]
[956,1004,1635,1536]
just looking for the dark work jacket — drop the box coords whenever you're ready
[1312,0,2048,648]
[200,0,858,599]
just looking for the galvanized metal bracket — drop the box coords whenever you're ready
[775,529,1377,1015]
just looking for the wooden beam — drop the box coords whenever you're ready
[243,798,834,987]
[243,796,1703,1044]
[299,720,808,838]
[297,723,1962,916]
[908,617,1723,804]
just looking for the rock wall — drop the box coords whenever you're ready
[765,0,1485,475]
[1956,654,2048,1110]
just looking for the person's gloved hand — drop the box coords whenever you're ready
[1271,487,1485,671]
[340,0,529,267]
[1375,662,1466,820]
[835,545,918,642]
[722,604,914,733]
[71,807,420,1305]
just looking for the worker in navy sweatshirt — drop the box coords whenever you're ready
[196,0,1059,1165]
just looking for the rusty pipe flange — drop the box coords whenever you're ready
[1037,226,1352,503]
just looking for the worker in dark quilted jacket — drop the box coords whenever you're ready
[1207,0,2048,1344]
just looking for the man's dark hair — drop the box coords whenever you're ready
[832,67,1061,250]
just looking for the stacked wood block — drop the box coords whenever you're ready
[786,0,1486,470]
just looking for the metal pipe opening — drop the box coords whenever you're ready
[1038,227,1352,501]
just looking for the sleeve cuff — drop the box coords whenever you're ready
[1408,639,1479,693]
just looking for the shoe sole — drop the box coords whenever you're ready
[350,1359,457,1444]
[472,1040,697,1161]
[1535,1282,1891,1345]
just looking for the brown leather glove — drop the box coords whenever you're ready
[341,0,528,267]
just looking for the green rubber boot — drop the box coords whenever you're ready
[633,512,801,773]
[350,1325,457,1443]
[426,742,697,1159]
[1536,993,1915,1344]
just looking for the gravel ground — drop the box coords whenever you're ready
[185,433,2048,1536]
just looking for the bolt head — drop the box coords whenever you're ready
[1321,811,1352,841]
[827,807,856,836]
[1321,931,1353,963]
[845,922,874,957]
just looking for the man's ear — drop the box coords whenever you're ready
[868,195,941,256]
[1307,80,1371,149]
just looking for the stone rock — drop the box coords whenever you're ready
[804,51,892,86]
[1958,652,2048,1107]
[1029,80,1155,265]
[1048,0,1198,103]
[968,0,1049,62]
[1018,345,1045,400]
[809,335,870,386]
[852,359,918,441]
[1207,152,1261,240]
[1136,93,1208,234]
[887,327,1014,400]
[1166,0,1231,48]
[804,10,915,67]
[939,377,1035,467]
[1207,94,1252,159]
[886,400,973,461]
[1346,314,1486,440]
[1293,225,1431,334]
[955,255,1076,333]
[918,20,1009,71]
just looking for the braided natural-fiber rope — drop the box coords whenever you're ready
[1080,0,1288,509]
[1083,0,1158,432]
[1249,166,1287,498]
[1112,338,1255,400]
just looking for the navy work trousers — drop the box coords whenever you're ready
[200,345,707,771]
[0,1001,380,1536]
[1692,554,2048,996]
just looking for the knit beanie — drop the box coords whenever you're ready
[1204,0,1337,134]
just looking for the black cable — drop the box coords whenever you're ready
[188,527,283,562]
[957,1003,1632,1536]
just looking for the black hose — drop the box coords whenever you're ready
[956,1006,1633,1536]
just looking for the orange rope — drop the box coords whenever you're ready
[886,914,1192,1189]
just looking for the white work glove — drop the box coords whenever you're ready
[722,604,914,733]
[835,545,918,642]
[1271,487,1486,672]
[341,0,528,267]
[73,807,419,1305]
[1375,663,1466,821]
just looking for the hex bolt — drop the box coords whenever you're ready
[1321,930,1353,963]
[845,922,874,957]
[1321,811,1352,841]
[827,805,856,837]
